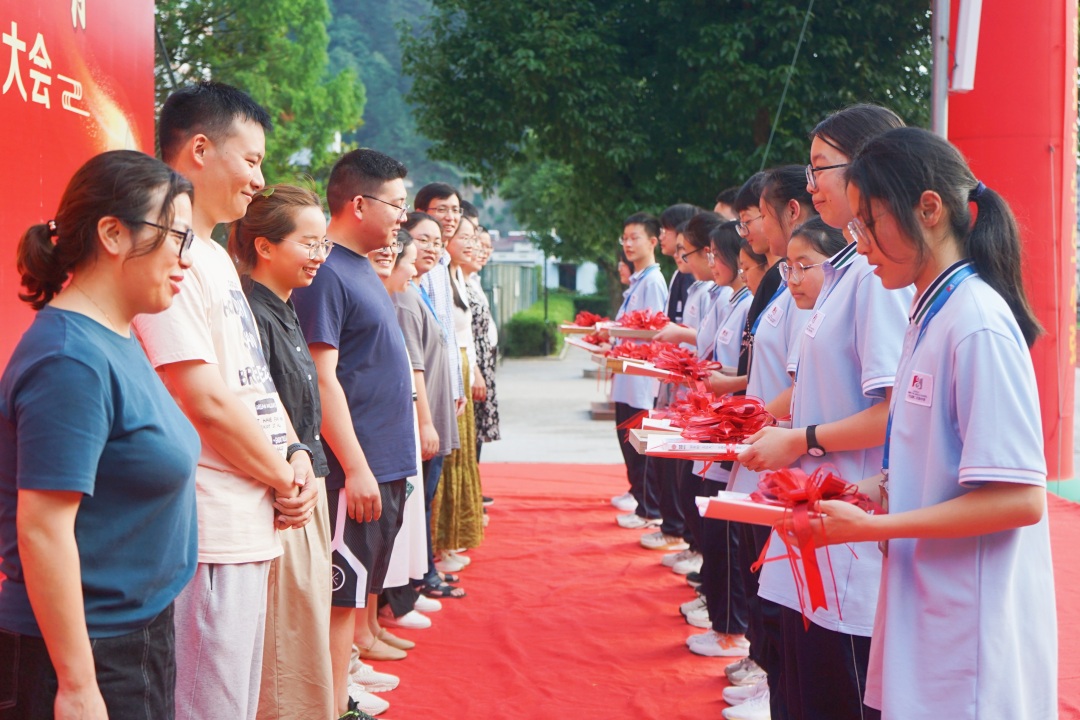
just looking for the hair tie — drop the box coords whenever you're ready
[969,181,987,201]
[46,220,58,237]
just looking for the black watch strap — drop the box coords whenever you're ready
[286,442,314,462]
[806,425,826,457]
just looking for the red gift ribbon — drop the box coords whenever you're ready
[574,310,610,328]
[652,346,723,385]
[679,395,775,443]
[618,309,671,330]
[749,466,883,628]
[606,341,673,362]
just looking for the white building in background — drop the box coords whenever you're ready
[491,231,599,294]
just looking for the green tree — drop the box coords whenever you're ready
[402,0,931,299]
[155,0,365,186]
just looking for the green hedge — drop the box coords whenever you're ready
[572,294,611,318]
[502,293,576,357]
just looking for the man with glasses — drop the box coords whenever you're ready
[292,149,417,719]
[133,82,317,720]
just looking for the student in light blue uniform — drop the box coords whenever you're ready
[683,221,754,659]
[808,127,1056,720]
[611,212,669,528]
[726,167,817,720]
[739,106,911,720]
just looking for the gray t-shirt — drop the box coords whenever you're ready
[394,284,459,456]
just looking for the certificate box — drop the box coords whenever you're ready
[620,360,679,380]
[608,327,660,340]
[645,435,749,460]
[696,491,786,526]
[629,428,681,454]
[560,323,597,335]
[566,337,603,353]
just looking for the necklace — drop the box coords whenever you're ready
[71,283,123,334]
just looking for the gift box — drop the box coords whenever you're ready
[696,491,787,525]
[629,428,681,454]
[591,353,624,371]
[640,417,677,431]
[565,336,604,353]
[644,434,749,460]
[560,323,598,335]
[619,360,680,380]
[607,326,661,340]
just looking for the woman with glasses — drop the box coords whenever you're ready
[737,107,910,720]
[465,227,500,461]
[816,126,1055,720]
[0,151,199,719]
[228,184,341,718]
[430,216,485,575]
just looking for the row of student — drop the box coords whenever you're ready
[603,103,1056,720]
[0,80,500,720]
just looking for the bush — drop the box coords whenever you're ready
[502,314,559,357]
[573,294,611,318]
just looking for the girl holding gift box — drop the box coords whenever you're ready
[738,105,911,720]
[808,127,1056,720]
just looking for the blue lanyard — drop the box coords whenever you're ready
[619,264,659,316]
[417,283,438,317]
[882,263,976,475]
[750,281,788,334]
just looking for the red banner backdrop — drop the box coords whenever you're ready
[948,0,1078,484]
[0,0,155,366]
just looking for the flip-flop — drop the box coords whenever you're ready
[421,582,466,599]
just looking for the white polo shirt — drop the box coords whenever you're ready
[694,285,753,482]
[611,264,668,409]
[865,264,1056,719]
[727,287,811,493]
[757,245,911,635]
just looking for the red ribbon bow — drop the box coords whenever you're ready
[678,395,775,443]
[574,310,609,328]
[651,346,723,384]
[618,309,670,330]
[749,467,882,627]
[606,341,673,362]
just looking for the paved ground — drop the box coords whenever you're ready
[482,347,623,464]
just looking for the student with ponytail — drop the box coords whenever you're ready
[736,105,911,720]
[811,126,1055,719]
[0,150,199,719]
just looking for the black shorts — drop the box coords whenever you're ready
[327,478,407,607]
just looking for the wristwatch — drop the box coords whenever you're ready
[286,442,314,462]
[805,425,827,458]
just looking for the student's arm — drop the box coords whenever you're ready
[309,343,381,522]
[18,489,108,720]
[159,360,296,495]
[414,370,440,460]
[739,389,891,471]
[708,371,748,395]
[806,481,1044,545]
[653,323,696,345]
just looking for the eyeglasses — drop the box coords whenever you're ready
[413,237,444,251]
[679,247,706,263]
[618,236,643,246]
[736,215,763,238]
[426,205,462,218]
[360,195,410,220]
[805,162,849,192]
[282,238,334,260]
[846,217,875,248]
[373,240,404,255]
[135,220,195,259]
[778,260,825,284]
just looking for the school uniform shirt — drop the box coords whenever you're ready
[693,285,753,482]
[134,236,287,564]
[420,255,464,400]
[611,264,668,409]
[727,287,811,494]
[757,245,912,636]
[865,264,1056,720]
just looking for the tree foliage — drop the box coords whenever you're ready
[155,0,365,185]
[402,0,931,275]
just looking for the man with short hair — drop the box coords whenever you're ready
[292,149,417,718]
[135,81,317,720]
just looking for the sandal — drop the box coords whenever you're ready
[438,571,461,584]
[421,581,466,599]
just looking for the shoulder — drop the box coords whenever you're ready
[948,278,1026,345]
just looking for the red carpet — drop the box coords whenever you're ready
[384,463,1080,719]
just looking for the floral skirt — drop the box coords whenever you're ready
[432,349,484,552]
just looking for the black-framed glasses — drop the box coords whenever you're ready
[736,215,763,238]
[679,247,706,263]
[360,195,410,220]
[805,162,849,192]
[282,238,334,260]
[778,260,825,284]
[135,220,195,259]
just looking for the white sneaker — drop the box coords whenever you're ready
[434,553,464,573]
[725,657,767,687]
[348,684,390,716]
[378,607,431,629]
[662,548,694,568]
[687,630,749,657]
[349,658,399,693]
[639,531,690,551]
[413,595,442,613]
[672,552,704,575]
[611,491,638,512]
[446,550,471,566]
[616,512,661,529]
[721,692,771,720]
[679,595,707,618]
[723,678,768,706]
[685,605,712,629]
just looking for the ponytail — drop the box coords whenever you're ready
[17,223,70,310]
[848,127,1042,347]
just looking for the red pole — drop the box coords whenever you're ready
[948,0,1078,489]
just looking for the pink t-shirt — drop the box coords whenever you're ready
[133,237,285,564]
